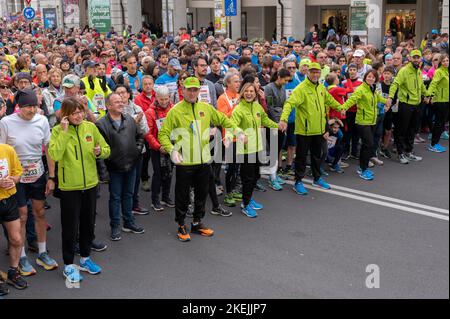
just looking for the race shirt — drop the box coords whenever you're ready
[199,84,212,104]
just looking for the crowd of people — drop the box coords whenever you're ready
[0,20,448,295]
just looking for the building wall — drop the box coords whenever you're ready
[443,0,449,34]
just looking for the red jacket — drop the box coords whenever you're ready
[342,78,362,113]
[144,102,173,151]
[134,91,156,113]
[328,82,354,120]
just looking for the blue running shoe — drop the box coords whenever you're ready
[330,163,344,174]
[241,204,258,218]
[428,144,447,153]
[320,168,330,177]
[276,175,286,185]
[313,178,331,190]
[269,179,283,191]
[293,182,308,195]
[36,252,58,271]
[63,265,83,283]
[249,198,263,210]
[19,257,36,277]
[441,131,449,140]
[79,257,102,275]
[359,170,374,181]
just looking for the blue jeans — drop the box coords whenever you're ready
[108,166,137,229]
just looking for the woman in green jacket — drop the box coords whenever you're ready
[231,82,280,218]
[342,70,387,181]
[49,97,110,284]
[427,54,449,153]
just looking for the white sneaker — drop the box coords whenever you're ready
[370,157,384,166]
[406,153,423,162]
[368,161,375,168]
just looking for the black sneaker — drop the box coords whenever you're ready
[110,227,122,241]
[91,240,107,252]
[132,205,150,215]
[161,198,175,208]
[379,148,392,159]
[211,206,232,217]
[151,202,164,212]
[350,153,359,160]
[122,223,145,234]
[7,268,28,290]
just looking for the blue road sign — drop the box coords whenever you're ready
[224,0,237,17]
[23,7,36,20]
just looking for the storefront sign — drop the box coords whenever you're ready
[88,0,111,33]
[350,0,368,36]
[43,8,57,29]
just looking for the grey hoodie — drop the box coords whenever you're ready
[264,82,286,123]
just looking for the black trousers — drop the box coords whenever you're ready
[175,164,210,226]
[396,103,420,155]
[208,164,220,209]
[431,102,449,146]
[224,142,239,193]
[295,135,325,182]
[60,187,97,265]
[357,125,376,171]
[343,111,359,155]
[141,142,151,182]
[150,150,173,204]
[239,153,262,207]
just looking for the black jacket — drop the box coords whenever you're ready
[96,113,144,173]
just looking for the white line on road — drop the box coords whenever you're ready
[302,179,449,215]
[275,179,449,222]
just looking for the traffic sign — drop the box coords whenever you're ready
[23,6,36,20]
[25,0,32,5]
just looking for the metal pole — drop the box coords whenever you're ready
[165,0,169,34]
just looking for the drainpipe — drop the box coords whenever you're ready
[278,0,284,39]
[120,0,125,32]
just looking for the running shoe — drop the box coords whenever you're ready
[132,205,149,215]
[161,197,175,208]
[293,182,308,195]
[379,148,392,159]
[441,131,449,140]
[269,178,283,191]
[359,169,374,181]
[312,178,331,190]
[241,205,258,218]
[151,202,164,212]
[398,154,409,164]
[7,268,28,290]
[276,175,286,185]
[19,257,36,277]
[141,180,151,192]
[370,157,384,166]
[224,193,237,207]
[255,181,267,192]
[0,276,9,296]
[428,144,447,153]
[63,264,83,283]
[330,163,344,174]
[36,252,58,271]
[110,227,122,241]
[338,161,350,168]
[249,198,264,210]
[177,225,191,242]
[211,206,232,217]
[190,223,214,237]
[91,240,107,252]
[231,191,243,201]
[122,223,145,234]
[406,153,423,162]
[79,257,102,275]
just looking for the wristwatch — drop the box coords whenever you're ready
[48,176,56,182]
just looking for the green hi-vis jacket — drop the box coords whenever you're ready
[427,66,449,103]
[280,77,343,136]
[389,62,428,106]
[158,99,238,166]
[49,121,111,191]
[231,100,279,155]
[342,82,387,126]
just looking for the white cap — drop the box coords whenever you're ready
[353,49,365,58]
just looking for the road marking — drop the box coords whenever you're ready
[275,179,449,222]
[302,178,449,215]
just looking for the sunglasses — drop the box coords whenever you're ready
[0,85,9,89]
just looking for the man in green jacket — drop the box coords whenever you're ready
[279,62,344,195]
[158,77,244,242]
[386,50,430,164]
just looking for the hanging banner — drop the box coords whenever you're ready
[43,8,58,29]
[350,0,368,36]
[88,0,111,33]
[63,0,80,26]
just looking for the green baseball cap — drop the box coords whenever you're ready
[308,62,322,70]
[410,49,422,57]
[183,77,201,89]
[300,59,311,67]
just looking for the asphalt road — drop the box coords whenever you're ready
[1,138,448,299]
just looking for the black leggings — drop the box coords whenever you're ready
[239,153,262,207]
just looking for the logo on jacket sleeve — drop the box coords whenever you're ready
[198,111,205,118]
[85,135,93,143]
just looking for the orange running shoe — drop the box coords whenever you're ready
[177,225,191,242]
[190,223,214,237]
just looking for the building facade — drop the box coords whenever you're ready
[1,0,447,47]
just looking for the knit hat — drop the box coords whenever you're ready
[16,72,32,83]
[16,88,38,107]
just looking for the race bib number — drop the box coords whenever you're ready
[0,159,9,179]
[165,82,178,95]
[20,160,44,184]
[199,85,212,104]
[327,136,337,149]
[93,94,106,110]
[156,117,165,131]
